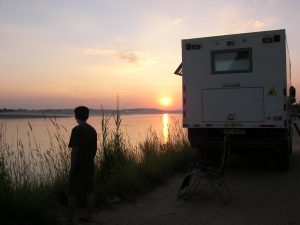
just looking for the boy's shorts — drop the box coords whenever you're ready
[67,166,95,197]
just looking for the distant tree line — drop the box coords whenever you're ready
[0,108,28,112]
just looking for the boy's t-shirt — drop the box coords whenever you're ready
[68,123,97,168]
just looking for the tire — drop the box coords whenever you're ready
[288,126,293,155]
[277,138,290,171]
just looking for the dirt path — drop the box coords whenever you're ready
[76,133,300,225]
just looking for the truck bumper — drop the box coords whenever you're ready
[188,128,288,152]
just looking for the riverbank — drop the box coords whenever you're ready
[0,111,196,225]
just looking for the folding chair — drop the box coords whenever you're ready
[178,133,232,204]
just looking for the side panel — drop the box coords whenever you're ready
[202,87,264,122]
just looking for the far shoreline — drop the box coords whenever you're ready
[0,114,72,119]
[0,108,182,119]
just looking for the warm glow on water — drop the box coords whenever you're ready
[163,113,169,143]
[0,114,181,153]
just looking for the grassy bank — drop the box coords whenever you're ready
[0,112,198,225]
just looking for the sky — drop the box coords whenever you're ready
[0,0,300,110]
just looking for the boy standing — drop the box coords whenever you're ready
[67,106,97,224]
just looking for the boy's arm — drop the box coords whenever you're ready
[70,147,79,171]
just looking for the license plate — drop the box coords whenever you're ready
[224,129,245,135]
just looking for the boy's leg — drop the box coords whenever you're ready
[67,196,77,224]
[86,192,95,220]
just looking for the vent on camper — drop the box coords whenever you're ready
[227,40,235,46]
[262,37,273,43]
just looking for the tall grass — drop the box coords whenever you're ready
[95,113,197,200]
[0,111,198,224]
[0,119,70,225]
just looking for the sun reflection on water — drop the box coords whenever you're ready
[163,113,169,143]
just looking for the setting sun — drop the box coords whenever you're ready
[160,97,172,107]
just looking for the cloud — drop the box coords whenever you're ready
[81,48,155,64]
[171,18,183,24]
[117,51,139,63]
[236,19,268,32]
[253,20,265,28]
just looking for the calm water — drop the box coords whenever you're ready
[0,113,182,152]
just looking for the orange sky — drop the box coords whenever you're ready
[0,0,299,110]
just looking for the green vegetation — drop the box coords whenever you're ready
[0,112,198,225]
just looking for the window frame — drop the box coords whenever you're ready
[211,48,253,75]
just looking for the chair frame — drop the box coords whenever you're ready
[178,133,232,204]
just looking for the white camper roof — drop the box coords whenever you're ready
[174,29,286,76]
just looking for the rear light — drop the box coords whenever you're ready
[186,43,192,50]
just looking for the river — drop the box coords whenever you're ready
[0,113,182,153]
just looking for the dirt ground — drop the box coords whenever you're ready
[74,132,300,225]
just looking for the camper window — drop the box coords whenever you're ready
[211,48,252,74]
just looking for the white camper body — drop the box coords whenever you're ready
[178,29,295,170]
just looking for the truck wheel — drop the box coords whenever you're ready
[288,128,293,155]
[277,139,290,171]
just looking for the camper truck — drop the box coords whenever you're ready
[175,29,295,170]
